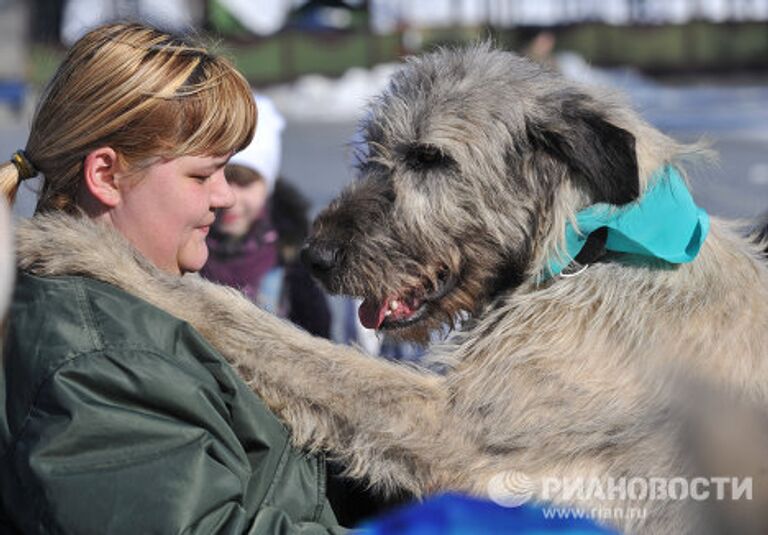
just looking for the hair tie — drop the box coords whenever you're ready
[11,150,37,181]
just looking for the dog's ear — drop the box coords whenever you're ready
[527,96,640,205]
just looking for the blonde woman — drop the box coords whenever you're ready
[0,23,347,534]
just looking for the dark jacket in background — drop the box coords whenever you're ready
[202,210,280,305]
[204,179,332,339]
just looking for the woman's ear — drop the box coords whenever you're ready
[83,147,122,208]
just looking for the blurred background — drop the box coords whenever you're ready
[1,0,767,350]
[2,0,767,219]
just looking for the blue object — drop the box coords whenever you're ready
[543,166,709,279]
[0,81,25,113]
[357,494,617,535]
[257,265,285,314]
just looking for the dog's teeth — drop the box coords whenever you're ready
[385,310,392,317]
[390,300,399,310]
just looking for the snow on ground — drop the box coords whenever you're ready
[266,51,768,143]
[264,63,399,123]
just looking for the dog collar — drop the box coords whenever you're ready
[542,165,710,280]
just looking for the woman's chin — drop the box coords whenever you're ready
[178,242,210,275]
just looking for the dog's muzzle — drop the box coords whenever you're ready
[301,241,342,285]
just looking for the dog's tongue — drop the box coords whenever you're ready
[358,298,388,330]
[359,296,421,329]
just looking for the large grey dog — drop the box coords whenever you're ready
[17,44,768,533]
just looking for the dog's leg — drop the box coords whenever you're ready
[185,276,463,496]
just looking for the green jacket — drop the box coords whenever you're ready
[0,272,348,534]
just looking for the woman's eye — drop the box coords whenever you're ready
[191,175,211,182]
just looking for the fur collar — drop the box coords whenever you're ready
[14,213,289,364]
[14,212,272,377]
[17,212,161,283]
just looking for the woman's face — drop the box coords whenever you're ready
[214,177,268,238]
[110,154,235,274]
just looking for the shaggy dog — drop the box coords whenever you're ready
[16,44,768,533]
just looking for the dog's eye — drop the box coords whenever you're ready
[405,145,451,171]
[417,146,440,164]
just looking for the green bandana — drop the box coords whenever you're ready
[543,166,709,279]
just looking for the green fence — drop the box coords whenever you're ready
[28,21,768,87]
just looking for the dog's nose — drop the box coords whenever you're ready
[301,242,340,275]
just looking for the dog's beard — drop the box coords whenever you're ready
[349,244,525,345]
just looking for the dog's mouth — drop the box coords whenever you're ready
[358,266,457,330]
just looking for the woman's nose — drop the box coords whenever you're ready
[211,170,235,209]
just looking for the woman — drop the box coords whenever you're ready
[0,23,346,534]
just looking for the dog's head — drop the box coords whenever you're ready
[303,44,643,342]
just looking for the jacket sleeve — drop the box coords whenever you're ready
[8,348,349,535]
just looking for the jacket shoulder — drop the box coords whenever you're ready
[4,272,227,430]
[8,271,205,361]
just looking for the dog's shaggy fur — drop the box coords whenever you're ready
[15,45,768,533]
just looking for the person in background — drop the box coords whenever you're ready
[201,95,282,309]
[271,177,333,338]
[201,95,332,338]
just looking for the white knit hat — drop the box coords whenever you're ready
[229,94,286,194]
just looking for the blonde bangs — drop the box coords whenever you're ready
[28,23,259,213]
[170,57,256,159]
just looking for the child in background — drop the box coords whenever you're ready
[202,95,331,337]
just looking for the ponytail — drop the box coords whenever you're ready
[0,150,37,204]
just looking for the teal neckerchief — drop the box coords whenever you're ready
[542,166,709,279]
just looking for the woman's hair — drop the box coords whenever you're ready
[0,22,256,212]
